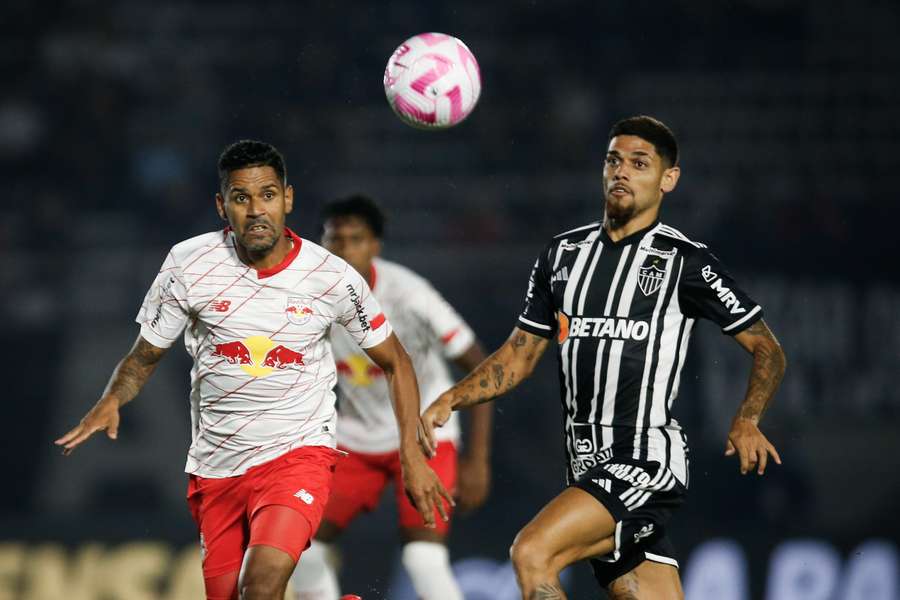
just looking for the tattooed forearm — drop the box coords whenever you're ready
[102,337,166,406]
[529,583,566,600]
[736,320,786,423]
[446,328,550,410]
[492,363,504,390]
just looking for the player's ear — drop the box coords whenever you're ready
[284,184,294,215]
[661,166,680,194]
[215,193,227,220]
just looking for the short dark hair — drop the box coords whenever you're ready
[608,116,678,167]
[321,194,386,238]
[217,140,287,189]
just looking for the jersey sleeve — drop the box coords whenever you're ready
[408,280,476,359]
[135,250,190,348]
[679,246,763,335]
[335,264,393,349]
[517,243,557,339]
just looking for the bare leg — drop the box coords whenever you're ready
[510,487,618,599]
[241,506,312,599]
[607,561,683,600]
[240,545,297,600]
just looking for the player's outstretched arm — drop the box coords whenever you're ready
[55,334,168,455]
[727,319,787,475]
[422,327,549,443]
[452,341,493,512]
[364,333,455,528]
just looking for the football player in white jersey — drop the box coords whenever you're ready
[291,195,492,600]
[56,141,451,600]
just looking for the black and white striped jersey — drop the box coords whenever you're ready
[517,221,763,488]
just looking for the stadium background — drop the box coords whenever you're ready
[2,0,898,598]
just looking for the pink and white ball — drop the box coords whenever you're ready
[383,33,482,129]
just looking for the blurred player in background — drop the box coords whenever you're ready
[422,116,786,599]
[291,195,492,600]
[55,141,451,600]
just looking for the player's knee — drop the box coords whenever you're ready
[239,579,283,600]
[510,530,551,576]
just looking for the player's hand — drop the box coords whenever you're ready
[401,451,455,529]
[420,394,453,457]
[55,397,121,455]
[456,454,491,513]
[725,417,781,475]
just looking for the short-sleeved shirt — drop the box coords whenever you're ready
[329,257,475,453]
[136,228,391,478]
[517,221,763,486]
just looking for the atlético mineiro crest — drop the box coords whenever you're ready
[638,264,666,296]
[285,297,313,325]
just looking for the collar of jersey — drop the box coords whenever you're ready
[600,220,660,247]
[224,226,303,279]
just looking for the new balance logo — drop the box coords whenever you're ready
[294,489,314,505]
[210,300,231,312]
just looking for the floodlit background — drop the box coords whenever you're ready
[2,0,898,598]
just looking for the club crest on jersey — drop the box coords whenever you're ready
[285,297,314,325]
[638,264,666,296]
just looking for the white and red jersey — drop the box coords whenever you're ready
[329,257,475,453]
[136,228,391,478]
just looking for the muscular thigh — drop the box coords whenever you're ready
[608,560,683,600]
[517,487,618,569]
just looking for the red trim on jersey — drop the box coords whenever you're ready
[368,263,377,291]
[256,228,303,279]
[371,312,386,330]
[441,328,460,345]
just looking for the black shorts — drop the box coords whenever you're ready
[571,457,686,587]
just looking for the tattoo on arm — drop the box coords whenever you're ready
[103,337,166,406]
[529,583,565,600]
[447,329,549,409]
[492,364,504,390]
[737,320,786,423]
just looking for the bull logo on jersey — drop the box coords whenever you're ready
[638,263,666,296]
[212,335,304,378]
[285,297,314,325]
[336,354,385,386]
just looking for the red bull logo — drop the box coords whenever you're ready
[336,354,385,386]
[212,341,253,365]
[285,297,314,325]
[212,336,304,377]
[262,345,305,369]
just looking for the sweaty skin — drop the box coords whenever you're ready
[56,162,455,600]
[421,134,785,599]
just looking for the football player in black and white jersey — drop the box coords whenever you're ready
[422,116,786,599]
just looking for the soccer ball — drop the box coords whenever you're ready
[383,32,482,129]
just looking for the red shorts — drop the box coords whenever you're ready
[323,441,457,535]
[186,446,338,578]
